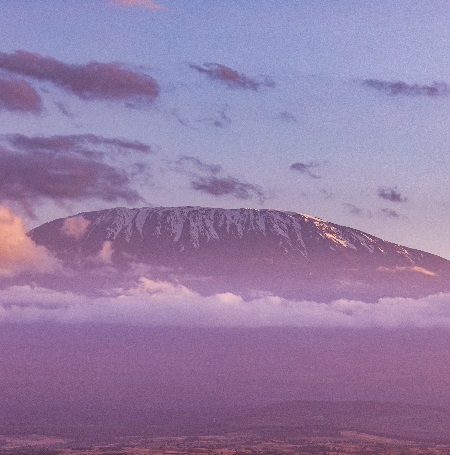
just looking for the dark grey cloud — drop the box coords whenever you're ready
[0,76,42,113]
[321,189,333,200]
[278,111,298,123]
[0,146,143,217]
[197,105,231,128]
[380,208,401,219]
[189,63,275,91]
[290,161,322,179]
[362,79,449,97]
[0,134,154,216]
[176,155,222,175]
[3,133,153,157]
[169,109,196,129]
[54,101,73,117]
[0,50,159,104]
[343,203,364,217]
[377,186,408,203]
[175,155,266,203]
[343,203,372,218]
[191,176,265,201]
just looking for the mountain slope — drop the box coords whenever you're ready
[29,206,450,301]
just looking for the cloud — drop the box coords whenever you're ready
[54,101,73,117]
[378,266,437,277]
[0,50,159,104]
[362,79,449,97]
[380,208,401,219]
[2,277,450,327]
[278,111,298,123]
[61,215,91,240]
[290,161,323,179]
[197,105,231,128]
[0,76,42,114]
[111,0,167,9]
[343,203,364,217]
[176,155,222,175]
[377,186,408,203]
[96,241,114,265]
[0,206,59,276]
[0,133,154,216]
[191,176,266,201]
[175,155,266,203]
[3,133,154,156]
[189,63,275,91]
[0,144,143,217]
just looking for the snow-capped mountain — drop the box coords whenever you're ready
[29,206,450,301]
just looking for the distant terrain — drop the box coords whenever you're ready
[2,326,450,445]
[210,400,450,443]
[3,401,450,448]
[4,432,450,455]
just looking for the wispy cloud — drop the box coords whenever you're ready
[380,208,402,219]
[0,50,159,104]
[362,79,449,97]
[3,133,154,156]
[278,111,298,123]
[197,105,232,128]
[343,203,372,218]
[54,101,73,118]
[96,241,114,265]
[61,215,91,240]
[189,63,275,91]
[111,0,167,10]
[175,155,266,203]
[0,77,42,114]
[378,266,437,277]
[290,161,323,179]
[377,186,408,203]
[191,176,264,200]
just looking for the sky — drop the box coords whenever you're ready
[0,0,448,260]
[0,0,450,328]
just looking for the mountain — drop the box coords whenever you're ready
[29,206,450,301]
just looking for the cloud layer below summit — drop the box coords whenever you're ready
[2,275,450,328]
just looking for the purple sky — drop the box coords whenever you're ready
[0,0,448,260]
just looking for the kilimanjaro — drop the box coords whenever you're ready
[29,206,450,301]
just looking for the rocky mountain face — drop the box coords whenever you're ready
[29,206,450,301]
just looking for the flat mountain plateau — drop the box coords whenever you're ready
[28,206,450,301]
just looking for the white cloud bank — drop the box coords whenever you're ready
[2,277,450,327]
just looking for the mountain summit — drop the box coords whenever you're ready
[29,206,450,301]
